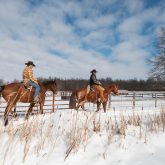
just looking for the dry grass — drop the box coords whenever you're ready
[0,109,165,163]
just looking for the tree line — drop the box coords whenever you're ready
[54,78,165,91]
[1,77,164,91]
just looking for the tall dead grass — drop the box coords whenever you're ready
[0,108,165,163]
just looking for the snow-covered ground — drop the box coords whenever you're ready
[0,93,165,165]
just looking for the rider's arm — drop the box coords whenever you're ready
[28,68,38,84]
[91,75,101,85]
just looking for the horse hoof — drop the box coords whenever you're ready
[4,117,8,126]
[25,115,28,120]
[13,113,17,118]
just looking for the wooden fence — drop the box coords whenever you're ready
[0,91,165,116]
[121,91,165,107]
[0,91,73,115]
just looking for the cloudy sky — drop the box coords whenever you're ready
[0,0,165,81]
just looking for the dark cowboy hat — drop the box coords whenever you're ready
[25,61,36,67]
[90,69,98,73]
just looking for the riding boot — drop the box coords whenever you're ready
[34,96,39,104]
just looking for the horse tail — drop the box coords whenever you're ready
[69,90,77,109]
[0,86,4,104]
[0,86,4,97]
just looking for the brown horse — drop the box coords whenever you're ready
[0,80,57,126]
[69,84,119,112]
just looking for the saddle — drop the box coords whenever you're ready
[21,83,40,104]
[86,85,97,93]
[21,80,41,91]
[21,81,32,90]
[86,85,101,102]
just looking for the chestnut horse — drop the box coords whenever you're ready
[69,84,119,112]
[0,80,57,126]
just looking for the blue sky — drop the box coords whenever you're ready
[0,0,165,81]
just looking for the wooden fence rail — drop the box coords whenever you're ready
[0,91,165,116]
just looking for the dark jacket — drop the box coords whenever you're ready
[90,73,101,86]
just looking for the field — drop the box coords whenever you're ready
[0,91,165,165]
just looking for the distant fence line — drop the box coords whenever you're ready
[0,91,165,115]
[110,90,165,109]
[58,90,165,98]
[59,90,165,107]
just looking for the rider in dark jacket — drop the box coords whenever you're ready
[90,70,101,86]
[90,69,105,103]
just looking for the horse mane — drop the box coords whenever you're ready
[40,79,57,86]
[105,84,116,89]
[104,84,118,93]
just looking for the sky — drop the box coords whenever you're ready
[0,0,165,82]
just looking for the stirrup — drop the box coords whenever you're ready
[33,96,39,104]
[24,85,31,90]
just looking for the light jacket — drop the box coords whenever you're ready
[22,66,38,84]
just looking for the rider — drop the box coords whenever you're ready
[90,69,105,103]
[22,61,40,103]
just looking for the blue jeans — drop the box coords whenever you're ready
[29,80,40,98]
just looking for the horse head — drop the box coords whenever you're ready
[41,80,57,94]
[105,84,119,95]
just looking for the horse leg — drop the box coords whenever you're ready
[76,99,87,110]
[76,102,80,110]
[81,104,86,111]
[40,96,45,114]
[4,101,14,126]
[96,101,101,112]
[39,101,44,114]
[13,107,17,118]
[25,102,35,120]
[4,104,10,126]
[11,106,17,118]
[102,102,107,113]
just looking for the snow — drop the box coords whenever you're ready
[0,93,165,165]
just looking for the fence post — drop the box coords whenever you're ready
[52,93,55,112]
[155,93,157,108]
[133,91,135,108]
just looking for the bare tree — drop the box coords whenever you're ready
[150,28,165,80]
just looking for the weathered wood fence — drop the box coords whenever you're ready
[0,91,165,115]
[0,91,68,115]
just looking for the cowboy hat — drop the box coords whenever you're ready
[25,61,36,67]
[90,69,98,73]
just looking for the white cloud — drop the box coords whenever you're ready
[0,0,165,82]
[75,14,116,31]
[123,0,144,14]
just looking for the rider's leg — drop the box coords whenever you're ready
[91,85,105,103]
[98,86,105,103]
[28,80,40,102]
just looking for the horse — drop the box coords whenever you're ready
[0,80,57,126]
[69,84,119,112]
